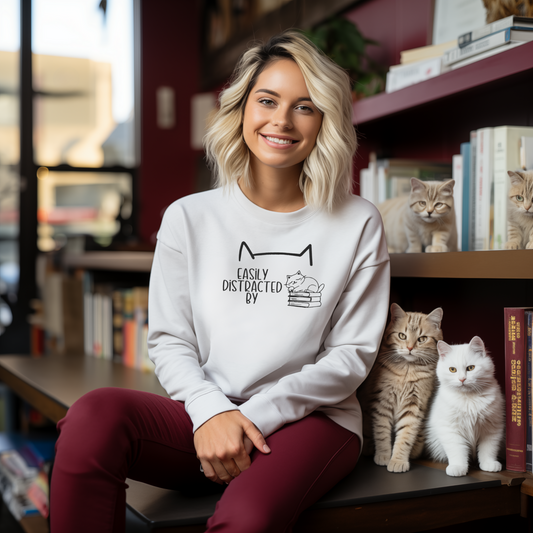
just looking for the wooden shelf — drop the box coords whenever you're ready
[64,252,153,272]
[353,41,533,125]
[391,250,533,279]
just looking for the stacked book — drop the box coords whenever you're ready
[386,15,533,93]
[288,291,322,308]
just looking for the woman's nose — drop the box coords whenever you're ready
[271,106,292,129]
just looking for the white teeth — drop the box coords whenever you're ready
[265,136,293,145]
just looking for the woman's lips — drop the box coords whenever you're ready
[259,134,299,149]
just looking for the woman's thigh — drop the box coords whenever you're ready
[206,412,360,533]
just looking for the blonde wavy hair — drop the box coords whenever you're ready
[204,30,357,211]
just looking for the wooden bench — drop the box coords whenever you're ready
[0,355,529,533]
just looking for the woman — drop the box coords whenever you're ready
[51,31,390,532]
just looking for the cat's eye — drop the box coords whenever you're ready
[419,201,426,207]
[517,195,524,202]
[398,333,407,340]
[435,203,443,208]
[417,336,427,343]
[449,367,457,373]
[467,365,475,371]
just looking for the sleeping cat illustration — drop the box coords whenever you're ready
[285,271,325,293]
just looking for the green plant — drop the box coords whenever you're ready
[303,16,386,98]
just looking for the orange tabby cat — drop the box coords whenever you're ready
[505,170,533,250]
[378,178,457,253]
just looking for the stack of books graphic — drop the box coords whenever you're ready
[288,291,322,308]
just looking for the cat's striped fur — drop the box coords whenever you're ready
[359,303,443,473]
[505,170,533,250]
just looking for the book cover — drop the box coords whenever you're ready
[288,300,321,308]
[452,154,463,251]
[458,15,533,47]
[400,40,455,64]
[493,126,533,250]
[122,289,135,368]
[474,128,494,250]
[386,56,448,93]
[504,307,531,472]
[469,131,477,251]
[521,136,533,170]
[444,28,533,66]
[460,142,471,251]
[527,310,533,472]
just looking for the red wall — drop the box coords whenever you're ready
[140,1,200,244]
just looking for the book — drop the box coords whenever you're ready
[460,142,471,251]
[443,28,533,66]
[386,57,449,93]
[505,307,532,472]
[468,131,477,251]
[521,136,533,170]
[288,300,321,308]
[450,41,525,70]
[452,154,463,251]
[399,40,455,64]
[474,127,494,250]
[493,126,533,250]
[458,15,533,48]
[526,310,533,472]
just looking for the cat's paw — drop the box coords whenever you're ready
[425,245,448,253]
[479,460,502,472]
[446,464,468,477]
[387,459,410,473]
[406,246,422,253]
[374,454,390,467]
[526,241,533,250]
[505,241,520,250]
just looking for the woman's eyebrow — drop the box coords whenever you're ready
[254,89,313,103]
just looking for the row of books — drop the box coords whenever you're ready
[386,15,533,93]
[83,276,153,372]
[0,433,54,520]
[505,307,532,473]
[359,125,533,251]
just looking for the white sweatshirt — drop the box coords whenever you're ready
[148,184,390,443]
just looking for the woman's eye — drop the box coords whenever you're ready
[517,195,524,202]
[418,336,427,343]
[419,201,426,207]
[258,98,275,106]
[467,365,475,371]
[295,105,312,112]
[449,367,457,373]
[399,333,407,340]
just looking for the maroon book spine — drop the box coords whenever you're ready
[505,308,527,472]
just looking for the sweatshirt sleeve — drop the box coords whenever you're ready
[148,231,239,432]
[239,211,390,437]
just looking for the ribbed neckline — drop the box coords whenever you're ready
[229,182,319,226]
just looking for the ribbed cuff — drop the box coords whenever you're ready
[186,391,239,433]
[239,395,285,438]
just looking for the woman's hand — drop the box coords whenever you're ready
[194,410,270,484]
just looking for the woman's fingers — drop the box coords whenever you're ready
[243,420,271,454]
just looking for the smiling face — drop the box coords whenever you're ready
[242,58,323,180]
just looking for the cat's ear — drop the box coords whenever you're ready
[426,307,443,329]
[439,180,455,196]
[469,336,486,355]
[410,178,426,193]
[508,171,525,187]
[437,340,453,358]
[390,303,406,321]
[297,270,301,275]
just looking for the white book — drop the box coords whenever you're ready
[474,128,494,250]
[83,292,93,356]
[493,126,533,249]
[368,159,378,205]
[359,168,371,202]
[386,57,448,93]
[377,166,387,205]
[468,131,477,251]
[450,41,524,70]
[521,136,533,170]
[443,28,533,66]
[452,154,463,251]
[458,15,533,47]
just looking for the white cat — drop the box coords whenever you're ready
[425,336,505,477]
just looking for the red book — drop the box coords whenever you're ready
[504,308,532,472]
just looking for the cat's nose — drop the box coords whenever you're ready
[459,377,466,383]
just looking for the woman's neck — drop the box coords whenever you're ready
[239,158,306,213]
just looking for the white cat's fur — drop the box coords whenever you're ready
[425,336,505,477]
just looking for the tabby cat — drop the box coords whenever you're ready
[378,179,457,253]
[425,337,505,477]
[359,303,443,473]
[505,170,533,250]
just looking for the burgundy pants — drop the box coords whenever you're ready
[50,388,360,533]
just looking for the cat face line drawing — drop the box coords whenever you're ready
[285,271,324,293]
[239,241,313,266]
